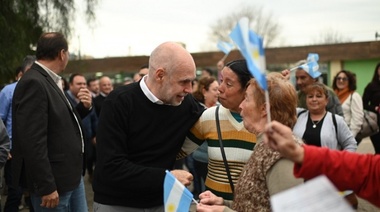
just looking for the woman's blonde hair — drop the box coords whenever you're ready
[249,72,298,128]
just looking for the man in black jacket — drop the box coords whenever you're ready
[12,32,93,211]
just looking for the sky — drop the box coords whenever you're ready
[71,0,380,59]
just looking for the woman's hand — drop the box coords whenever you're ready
[197,204,225,212]
[198,190,224,205]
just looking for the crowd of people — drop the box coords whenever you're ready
[0,31,379,212]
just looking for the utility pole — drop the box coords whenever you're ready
[78,35,81,60]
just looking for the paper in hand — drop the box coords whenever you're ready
[271,175,354,212]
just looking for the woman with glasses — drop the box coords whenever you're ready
[333,70,364,142]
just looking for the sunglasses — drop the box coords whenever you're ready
[336,77,348,81]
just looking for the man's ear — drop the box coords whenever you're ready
[59,49,65,61]
[155,68,165,81]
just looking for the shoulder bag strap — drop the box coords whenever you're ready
[349,93,353,117]
[331,113,339,142]
[297,109,307,118]
[215,105,235,193]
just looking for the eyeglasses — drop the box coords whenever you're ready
[337,77,348,82]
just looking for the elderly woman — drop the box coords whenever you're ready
[197,73,303,212]
[182,60,256,201]
[293,82,357,152]
[332,70,364,139]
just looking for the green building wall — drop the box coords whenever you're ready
[344,59,379,96]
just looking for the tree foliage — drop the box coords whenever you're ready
[0,0,98,85]
[313,28,352,45]
[208,5,281,48]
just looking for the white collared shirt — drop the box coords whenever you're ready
[35,61,62,89]
[139,75,164,105]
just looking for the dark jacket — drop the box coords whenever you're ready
[12,63,90,196]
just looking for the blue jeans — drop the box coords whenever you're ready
[31,177,87,212]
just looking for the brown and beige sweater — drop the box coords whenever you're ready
[227,134,303,212]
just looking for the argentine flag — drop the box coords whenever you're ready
[300,53,321,78]
[307,53,319,63]
[163,170,193,212]
[229,17,267,90]
[217,41,234,55]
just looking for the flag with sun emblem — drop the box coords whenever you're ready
[229,17,267,90]
[164,170,193,212]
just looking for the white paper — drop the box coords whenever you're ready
[271,175,354,212]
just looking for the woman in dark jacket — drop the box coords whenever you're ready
[362,62,380,154]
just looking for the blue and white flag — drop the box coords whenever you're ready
[229,17,267,90]
[217,41,234,55]
[163,170,193,212]
[299,61,320,78]
[300,53,321,78]
[306,53,319,63]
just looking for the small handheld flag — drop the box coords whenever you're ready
[306,53,319,63]
[290,53,321,78]
[164,170,194,212]
[217,41,234,61]
[217,41,234,55]
[229,17,267,90]
[229,17,271,125]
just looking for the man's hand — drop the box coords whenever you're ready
[216,60,224,71]
[281,69,291,81]
[41,190,59,208]
[170,169,193,186]
[77,88,92,109]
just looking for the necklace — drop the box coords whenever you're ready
[310,112,326,128]
[311,119,322,128]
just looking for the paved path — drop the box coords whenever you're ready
[354,137,379,211]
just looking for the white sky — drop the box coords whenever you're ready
[71,0,380,58]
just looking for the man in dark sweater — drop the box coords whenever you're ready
[93,75,113,116]
[92,42,204,211]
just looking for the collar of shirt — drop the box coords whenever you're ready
[139,75,164,105]
[66,90,79,103]
[99,92,107,97]
[35,61,62,86]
